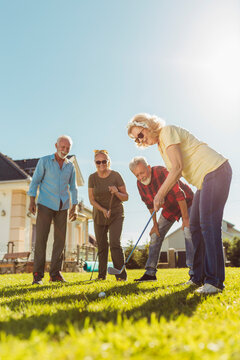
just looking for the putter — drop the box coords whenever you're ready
[89,193,114,280]
[108,211,156,275]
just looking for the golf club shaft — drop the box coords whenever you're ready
[125,211,155,265]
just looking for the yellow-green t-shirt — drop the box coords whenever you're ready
[158,125,227,190]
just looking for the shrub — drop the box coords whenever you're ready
[228,237,240,267]
[223,238,232,260]
[124,241,149,269]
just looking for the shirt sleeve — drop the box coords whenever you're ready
[69,165,78,205]
[88,174,94,188]
[27,158,45,197]
[114,172,125,187]
[160,125,181,149]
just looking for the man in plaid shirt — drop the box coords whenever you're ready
[129,156,194,282]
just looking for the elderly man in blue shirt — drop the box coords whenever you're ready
[28,135,78,285]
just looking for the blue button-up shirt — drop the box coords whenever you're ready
[28,154,78,211]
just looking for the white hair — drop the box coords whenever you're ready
[129,156,149,172]
[57,135,73,146]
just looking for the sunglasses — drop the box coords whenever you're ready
[95,160,108,165]
[135,129,145,143]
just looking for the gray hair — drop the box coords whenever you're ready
[57,135,73,146]
[129,156,149,172]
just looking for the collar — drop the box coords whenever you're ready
[52,153,69,163]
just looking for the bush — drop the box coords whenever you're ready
[228,237,240,267]
[124,241,149,269]
[223,238,232,260]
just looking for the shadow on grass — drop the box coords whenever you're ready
[0,281,203,339]
[0,279,100,298]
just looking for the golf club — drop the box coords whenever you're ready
[89,193,114,280]
[108,211,156,275]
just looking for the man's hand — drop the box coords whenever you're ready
[28,197,36,215]
[69,205,78,222]
[181,217,190,230]
[150,224,160,237]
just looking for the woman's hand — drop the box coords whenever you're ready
[102,208,111,218]
[153,192,164,212]
[108,186,118,194]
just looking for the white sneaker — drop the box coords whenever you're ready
[185,279,198,286]
[195,283,222,294]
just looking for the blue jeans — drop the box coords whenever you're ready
[145,213,194,276]
[190,161,232,289]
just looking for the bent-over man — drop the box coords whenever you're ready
[28,135,78,284]
[129,156,194,282]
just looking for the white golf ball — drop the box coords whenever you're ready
[98,291,106,298]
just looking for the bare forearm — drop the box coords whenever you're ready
[114,191,128,202]
[90,199,106,212]
[177,199,189,221]
[157,168,182,199]
[150,208,158,227]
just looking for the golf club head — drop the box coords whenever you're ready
[108,266,123,275]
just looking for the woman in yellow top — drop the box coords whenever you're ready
[127,113,232,294]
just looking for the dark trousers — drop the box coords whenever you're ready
[94,216,127,280]
[190,161,232,289]
[33,204,67,278]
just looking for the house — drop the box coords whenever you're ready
[0,152,93,263]
[161,220,240,252]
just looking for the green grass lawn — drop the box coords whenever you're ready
[0,268,240,359]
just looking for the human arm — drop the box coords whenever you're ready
[108,185,129,202]
[68,166,78,221]
[154,144,183,212]
[88,188,111,218]
[28,158,45,215]
[149,208,160,236]
[177,199,189,230]
[69,204,78,221]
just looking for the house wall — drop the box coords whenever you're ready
[162,230,184,251]
[64,218,89,260]
[0,189,12,257]
[9,190,27,252]
[162,220,240,253]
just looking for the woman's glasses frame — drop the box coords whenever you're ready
[95,160,108,165]
[135,129,145,143]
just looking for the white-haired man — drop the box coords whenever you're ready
[28,135,78,284]
[129,156,194,282]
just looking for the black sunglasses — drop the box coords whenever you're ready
[95,160,108,165]
[135,129,145,143]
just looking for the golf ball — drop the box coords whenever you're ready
[98,291,106,298]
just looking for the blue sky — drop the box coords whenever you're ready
[1,0,240,244]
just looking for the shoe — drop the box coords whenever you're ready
[49,272,67,283]
[32,272,43,285]
[195,283,222,294]
[185,279,199,286]
[134,274,157,282]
